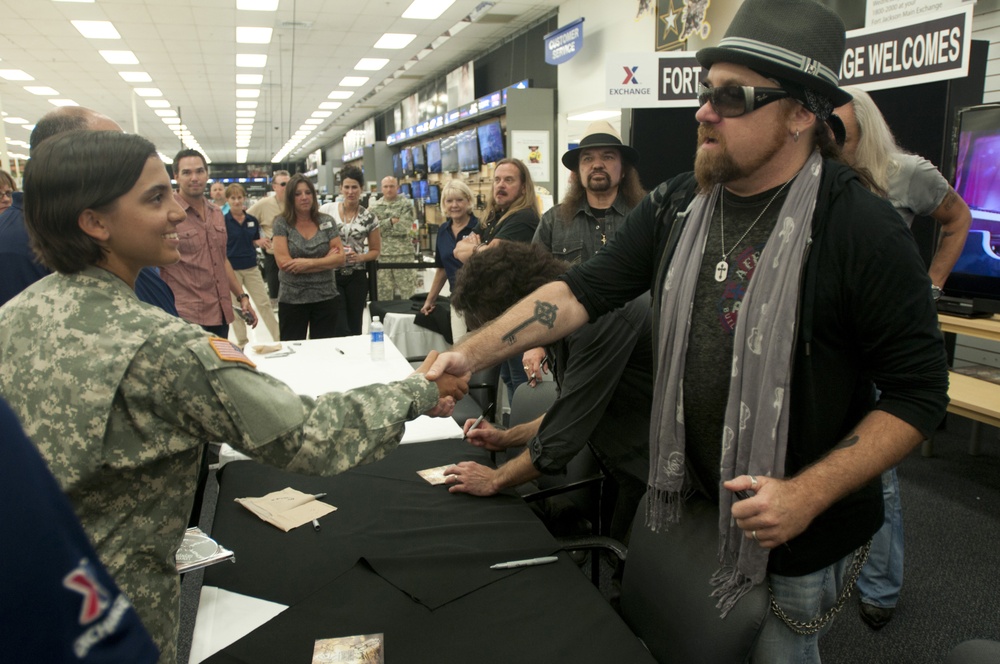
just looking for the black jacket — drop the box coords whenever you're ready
[561,160,949,576]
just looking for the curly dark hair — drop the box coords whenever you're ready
[452,242,569,330]
[341,165,364,188]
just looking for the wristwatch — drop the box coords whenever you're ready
[930,285,942,301]
[238,293,250,302]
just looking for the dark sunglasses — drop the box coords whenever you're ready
[697,82,790,118]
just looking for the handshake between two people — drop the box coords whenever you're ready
[411,350,473,418]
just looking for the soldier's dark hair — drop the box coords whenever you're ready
[24,130,158,273]
[452,242,569,330]
[172,148,207,173]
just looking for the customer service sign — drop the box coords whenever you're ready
[605,7,971,108]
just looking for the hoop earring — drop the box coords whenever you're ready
[793,129,800,143]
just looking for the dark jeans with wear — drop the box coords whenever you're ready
[335,269,369,337]
[279,299,338,341]
[201,322,229,339]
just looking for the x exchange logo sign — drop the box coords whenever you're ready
[622,66,640,85]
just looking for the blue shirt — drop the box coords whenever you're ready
[435,215,479,289]
[0,192,177,316]
[0,193,49,308]
[225,211,261,270]
[0,396,159,663]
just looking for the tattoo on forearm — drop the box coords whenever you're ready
[500,300,558,346]
[834,434,860,450]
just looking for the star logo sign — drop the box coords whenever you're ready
[622,66,640,85]
[63,559,111,625]
[659,0,680,40]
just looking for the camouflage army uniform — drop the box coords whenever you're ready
[369,196,417,301]
[0,266,437,663]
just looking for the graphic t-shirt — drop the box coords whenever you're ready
[682,184,790,496]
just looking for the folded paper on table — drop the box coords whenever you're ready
[235,487,337,532]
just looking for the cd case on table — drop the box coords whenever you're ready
[175,526,235,573]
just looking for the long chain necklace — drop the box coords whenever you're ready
[714,178,793,283]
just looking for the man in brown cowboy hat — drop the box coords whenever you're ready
[522,120,647,383]
[429,0,948,659]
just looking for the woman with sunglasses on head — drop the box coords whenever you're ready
[320,166,381,336]
[0,130,466,663]
[272,174,344,340]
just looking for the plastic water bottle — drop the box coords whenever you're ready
[370,316,385,361]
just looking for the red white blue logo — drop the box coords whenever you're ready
[63,558,111,625]
[622,66,640,85]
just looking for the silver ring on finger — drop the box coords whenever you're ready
[749,475,758,489]
[751,530,759,543]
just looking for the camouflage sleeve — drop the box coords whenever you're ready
[121,330,439,475]
[399,200,416,228]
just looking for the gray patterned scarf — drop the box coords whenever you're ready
[647,151,823,615]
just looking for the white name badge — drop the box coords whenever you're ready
[247,222,256,227]
[319,221,333,230]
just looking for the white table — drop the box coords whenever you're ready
[383,312,449,359]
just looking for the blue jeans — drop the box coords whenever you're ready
[856,468,903,608]
[752,551,854,663]
[499,358,529,407]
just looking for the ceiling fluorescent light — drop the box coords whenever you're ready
[133,88,162,97]
[402,0,456,20]
[236,118,255,125]
[339,76,368,87]
[236,27,273,44]
[237,0,279,9]
[311,111,332,118]
[155,110,178,117]
[236,54,267,68]
[145,100,170,108]
[237,149,249,163]
[319,102,342,110]
[24,86,59,95]
[119,71,153,83]
[3,117,30,124]
[55,0,96,3]
[71,20,121,39]
[355,58,389,71]
[236,110,256,117]
[0,70,34,81]
[327,91,353,100]
[236,101,258,109]
[305,119,323,125]
[235,89,261,98]
[48,99,79,107]
[374,33,416,49]
[100,50,139,65]
[236,74,263,85]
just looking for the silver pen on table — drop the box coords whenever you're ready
[490,555,559,570]
[311,493,327,531]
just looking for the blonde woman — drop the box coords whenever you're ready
[421,179,479,316]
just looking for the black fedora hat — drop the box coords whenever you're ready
[562,120,639,171]
[696,0,851,109]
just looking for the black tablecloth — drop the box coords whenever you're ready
[203,440,654,663]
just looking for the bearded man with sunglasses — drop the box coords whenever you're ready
[429,0,949,659]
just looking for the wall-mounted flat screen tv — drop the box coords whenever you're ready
[426,140,442,174]
[399,182,412,198]
[440,134,459,173]
[476,120,505,165]
[427,183,440,205]
[457,128,480,173]
[400,148,413,178]
[947,103,1000,315]
[411,144,427,177]
[392,152,403,181]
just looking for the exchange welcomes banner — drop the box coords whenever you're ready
[607,7,970,107]
[604,52,702,108]
[840,7,972,90]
